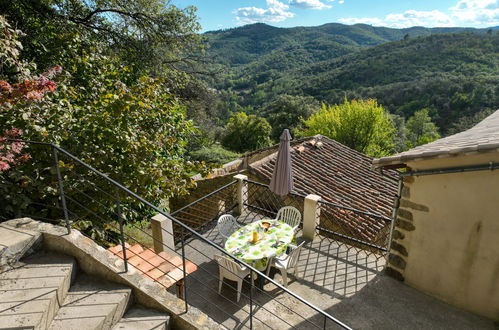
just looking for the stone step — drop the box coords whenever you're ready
[0,252,76,330]
[0,222,42,268]
[49,273,132,330]
[112,306,170,330]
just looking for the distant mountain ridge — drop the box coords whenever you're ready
[198,22,498,137]
[290,33,499,129]
[204,22,486,67]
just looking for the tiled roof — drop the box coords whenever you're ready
[250,135,399,243]
[244,135,321,158]
[374,109,499,167]
[108,243,197,288]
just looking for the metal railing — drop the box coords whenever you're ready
[241,179,392,255]
[317,198,392,255]
[0,140,351,330]
[171,180,238,241]
[244,179,306,231]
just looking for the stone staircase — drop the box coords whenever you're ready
[0,250,170,329]
[0,221,185,330]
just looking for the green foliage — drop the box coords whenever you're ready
[0,16,28,77]
[189,145,241,164]
[299,99,395,157]
[0,0,202,81]
[390,114,407,153]
[0,13,208,242]
[205,22,478,68]
[293,33,499,134]
[222,112,272,153]
[1,54,206,203]
[404,108,440,148]
[203,26,497,137]
[262,94,320,141]
[447,108,496,135]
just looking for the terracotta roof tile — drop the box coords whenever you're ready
[115,243,143,259]
[250,135,399,243]
[107,244,197,289]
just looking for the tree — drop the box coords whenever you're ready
[262,94,320,141]
[0,16,60,171]
[405,108,440,148]
[0,0,204,96]
[189,144,240,164]
[1,1,200,63]
[299,99,395,157]
[447,109,495,135]
[222,112,272,153]
[0,15,209,239]
[390,114,407,153]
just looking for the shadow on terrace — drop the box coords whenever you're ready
[5,141,493,329]
[171,178,390,329]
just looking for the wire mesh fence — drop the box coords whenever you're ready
[244,179,305,233]
[1,140,351,330]
[316,199,392,257]
[171,181,238,242]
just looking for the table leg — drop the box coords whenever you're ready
[257,273,265,289]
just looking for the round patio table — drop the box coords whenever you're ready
[224,219,294,271]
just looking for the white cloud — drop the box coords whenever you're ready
[338,0,345,4]
[387,10,454,28]
[339,9,453,28]
[450,0,499,26]
[234,0,294,24]
[338,17,384,25]
[338,0,499,28]
[289,0,332,10]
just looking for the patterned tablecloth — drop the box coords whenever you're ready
[224,219,294,270]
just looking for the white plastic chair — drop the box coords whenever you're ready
[214,255,255,302]
[217,214,240,240]
[276,206,301,231]
[266,241,305,287]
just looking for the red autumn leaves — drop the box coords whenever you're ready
[0,65,62,171]
[0,65,62,104]
[0,128,30,171]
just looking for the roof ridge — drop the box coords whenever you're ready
[374,109,499,167]
[242,134,318,158]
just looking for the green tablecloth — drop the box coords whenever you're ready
[224,219,294,270]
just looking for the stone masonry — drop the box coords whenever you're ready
[385,176,430,282]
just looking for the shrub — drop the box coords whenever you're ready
[190,145,241,164]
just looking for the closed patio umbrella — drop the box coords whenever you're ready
[269,129,294,196]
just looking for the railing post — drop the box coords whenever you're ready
[249,269,253,330]
[116,191,128,273]
[52,146,71,234]
[234,174,248,215]
[151,213,175,253]
[302,194,321,241]
[180,226,188,312]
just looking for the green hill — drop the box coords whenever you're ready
[202,24,497,134]
[290,32,499,131]
[205,23,480,68]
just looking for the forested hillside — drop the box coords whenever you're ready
[200,26,497,137]
[205,23,479,68]
[279,33,499,133]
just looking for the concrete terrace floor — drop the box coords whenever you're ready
[174,213,497,329]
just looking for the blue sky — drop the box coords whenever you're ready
[173,0,499,32]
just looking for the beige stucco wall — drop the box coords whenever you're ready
[388,153,499,320]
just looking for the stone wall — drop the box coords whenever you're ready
[385,177,422,281]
